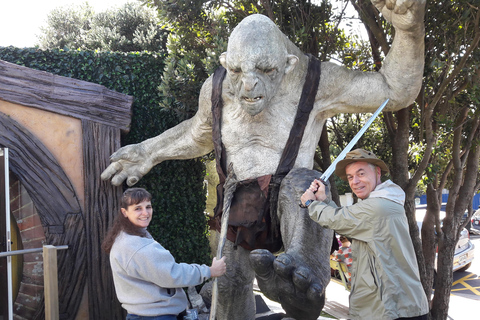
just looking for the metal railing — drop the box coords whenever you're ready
[0,245,68,320]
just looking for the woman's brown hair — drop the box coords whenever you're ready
[102,188,152,254]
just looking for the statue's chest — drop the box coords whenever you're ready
[220,104,297,154]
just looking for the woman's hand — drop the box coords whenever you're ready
[210,256,227,278]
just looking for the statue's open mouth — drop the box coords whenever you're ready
[243,96,263,103]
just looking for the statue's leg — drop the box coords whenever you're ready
[250,167,333,320]
[215,235,256,320]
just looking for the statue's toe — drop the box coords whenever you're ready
[251,249,326,320]
[292,267,311,292]
[250,249,275,277]
[307,283,325,302]
[273,253,295,279]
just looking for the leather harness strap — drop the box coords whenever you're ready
[211,55,321,251]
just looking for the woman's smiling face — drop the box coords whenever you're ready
[121,200,153,228]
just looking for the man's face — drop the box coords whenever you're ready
[345,161,380,200]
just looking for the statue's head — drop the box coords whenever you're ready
[220,14,299,116]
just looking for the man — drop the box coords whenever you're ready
[301,149,429,320]
[102,1,426,318]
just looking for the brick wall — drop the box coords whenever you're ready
[10,177,45,320]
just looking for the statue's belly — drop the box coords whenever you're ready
[225,150,280,180]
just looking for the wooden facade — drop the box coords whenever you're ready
[0,59,133,319]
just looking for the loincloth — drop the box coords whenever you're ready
[211,174,283,252]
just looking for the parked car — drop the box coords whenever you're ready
[461,210,472,232]
[471,207,480,233]
[451,226,475,272]
[416,207,475,272]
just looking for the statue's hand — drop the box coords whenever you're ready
[372,0,426,32]
[101,143,154,186]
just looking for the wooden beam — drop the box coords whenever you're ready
[43,245,59,320]
[0,60,133,132]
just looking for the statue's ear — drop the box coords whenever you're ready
[285,54,299,74]
[220,52,227,68]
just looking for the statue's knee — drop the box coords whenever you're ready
[281,168,320,194]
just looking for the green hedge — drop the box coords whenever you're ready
[0,46,211,265]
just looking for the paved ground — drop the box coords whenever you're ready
[199,233,479,319]
[256,279,349,319]
[258,264,480,320]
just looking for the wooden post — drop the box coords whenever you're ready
[43,245,59,320]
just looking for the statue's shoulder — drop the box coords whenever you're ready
[320,60,350,74]
[199,74,214,97]
[317,60,359,92]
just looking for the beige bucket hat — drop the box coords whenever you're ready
[335,149,389,181]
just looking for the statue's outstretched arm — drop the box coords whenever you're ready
[101,78,214,186]
[376,0,426,105]
[317,0,425,114]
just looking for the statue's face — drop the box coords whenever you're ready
[220,16,297,116]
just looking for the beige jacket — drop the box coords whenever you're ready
[309,180,429,320]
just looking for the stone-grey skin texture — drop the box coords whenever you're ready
[101,1,425,319]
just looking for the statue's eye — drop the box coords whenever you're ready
[230,68,241,74]
[264,68,276,75]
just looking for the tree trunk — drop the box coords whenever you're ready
[422,185,439,302]
[431,230,456,320]
[318,125,340,206]
[389,107,431,301]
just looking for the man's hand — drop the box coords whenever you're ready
[300,179,327,206]
[372,0,426,32]
[100,143,154,186]
[210,257,227,278]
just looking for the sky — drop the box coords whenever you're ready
[0,0,132,47]
[0,0,366,48]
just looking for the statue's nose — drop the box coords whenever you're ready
[242,74,258,91]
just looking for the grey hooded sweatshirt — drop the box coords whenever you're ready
[110,231,211,316]
[308,180,429,320]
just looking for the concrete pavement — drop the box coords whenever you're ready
[257,275,478,320]
[256,279,350,319]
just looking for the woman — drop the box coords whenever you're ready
[332,235,353,282]
[103,188,226,320]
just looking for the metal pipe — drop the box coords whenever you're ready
[0,245,68,258]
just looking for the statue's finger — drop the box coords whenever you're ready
[394,2,408,15]
[139,163,152,176]
[385,0,395,10]
[127,176,140,186]
[100,169,112,181]
[111,172,129,186]
[100,162,122,180]
[109,148,129,162]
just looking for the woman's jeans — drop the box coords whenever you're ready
[126,314,177,320]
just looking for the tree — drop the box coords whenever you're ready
[349,1,480,318]
[37,2,95,50]
[37,1,168,53]
[421,3,480,316]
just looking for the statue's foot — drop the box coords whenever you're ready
[250,249,325,320]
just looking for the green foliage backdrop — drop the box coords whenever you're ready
[0,46,211,265]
